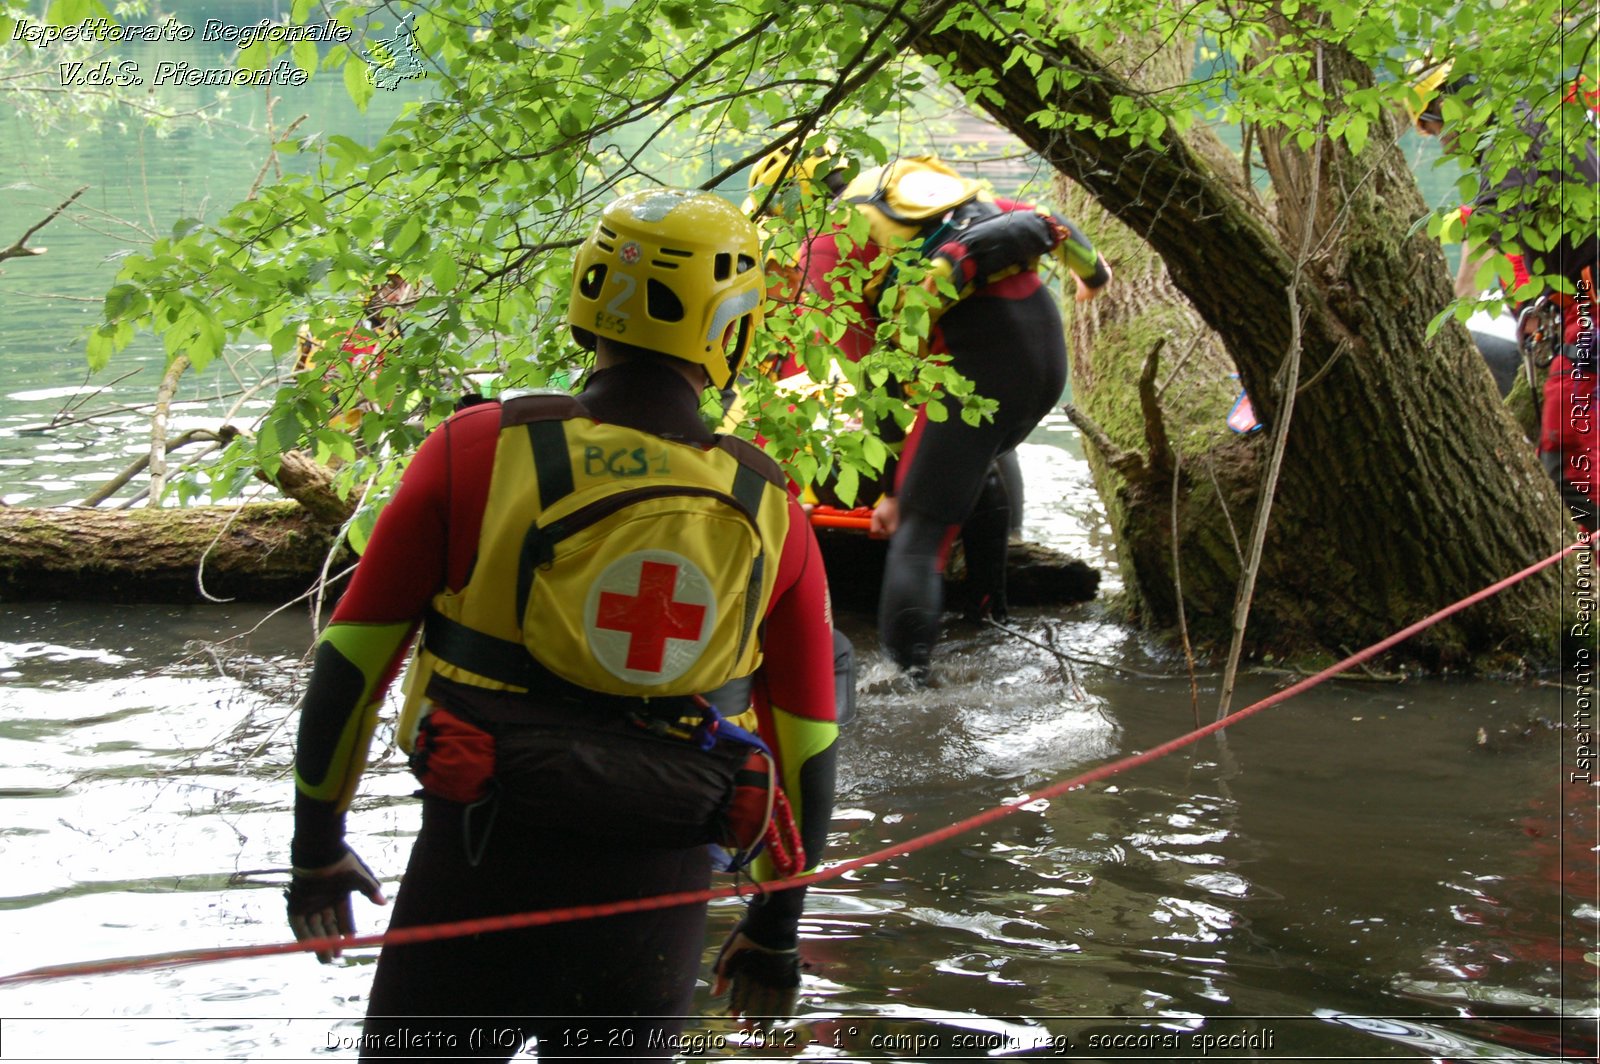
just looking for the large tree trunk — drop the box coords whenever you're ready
[1055,188,1256,641]
[915,20,1569,666]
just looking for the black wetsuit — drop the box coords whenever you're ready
[798,196,1104,677]
[880,285,1068,672]
[361,803,712,1059]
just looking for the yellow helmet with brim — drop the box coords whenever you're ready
[742,140,847,217]
[568,189,764,390]
[1406,58,1475,130]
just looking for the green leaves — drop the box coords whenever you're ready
[293,38,320,76]
[342,52,374,112]
[43,0,109,24]
[386,214,424,257]
[75,0,1584,516]
[429,251,459,292]
[255,392,312,479]
[157,297,224,370]
[85,321,131,373]
[1339,112,1368,156]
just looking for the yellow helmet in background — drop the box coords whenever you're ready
[742,138,845,216]
[568,189,764,389]
[1405,58,1457,129]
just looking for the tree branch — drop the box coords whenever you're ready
[148,355,191,504]
[1138,338,1175,474]
[1215,41,1328,721]
[1062,402,1148,482]
[0,186,88,263]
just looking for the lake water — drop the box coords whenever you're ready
[0,566,1593,1059]
[0,10,1594,1061]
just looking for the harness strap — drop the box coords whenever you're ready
[527,420,573,510]
[731,463,768,662]
[694,698,771,755]
[423,608,697,718]
[423,607,544,690]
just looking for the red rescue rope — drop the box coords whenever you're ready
[0,535,1585,987]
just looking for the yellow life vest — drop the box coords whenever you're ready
[399,394,792,746]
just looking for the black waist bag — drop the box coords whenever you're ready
[486,711,749,851]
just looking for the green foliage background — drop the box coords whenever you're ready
[4,0,1594,545]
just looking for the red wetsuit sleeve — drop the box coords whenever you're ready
[742,495,839,947]
[291,403,499,867]
[755,496,837,727]
[333,401,501,623]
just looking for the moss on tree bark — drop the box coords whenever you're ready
[0,502,350,604]
[915,17,1569,668]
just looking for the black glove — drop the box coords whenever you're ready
[933,210,1057,286]
[712,930,802,1024]
[285,846,387,963]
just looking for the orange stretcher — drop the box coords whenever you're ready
[808,505,880,535]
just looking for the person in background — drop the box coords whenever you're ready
[285,188,839,1059]
[762,149,1112,681]
[1411,61,1600,531]
[294,272,418,432]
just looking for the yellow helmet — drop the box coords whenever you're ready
[742,139,845,216]
[1405,58,1457,129]
[568,188,764,389]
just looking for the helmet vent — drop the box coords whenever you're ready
[578,264,607,299]
[647,279,684,322]
[714,252,732,281]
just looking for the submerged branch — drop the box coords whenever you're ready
[148,356,191,504]
[985,618,1173,681]
[82,427,238,507]
[0,186,88,264]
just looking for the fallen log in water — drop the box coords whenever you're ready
[0,502,1098,609]
[0,502,350,604]
[812,527,1100,615]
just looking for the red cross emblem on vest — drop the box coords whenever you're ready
[587,550,716,683]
